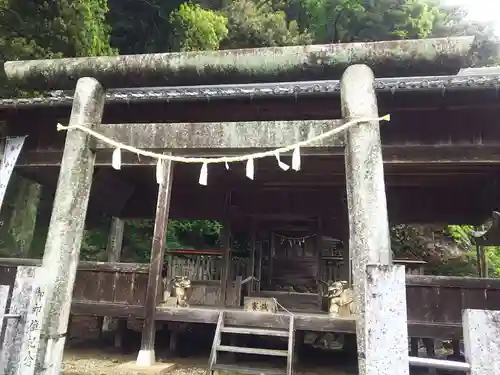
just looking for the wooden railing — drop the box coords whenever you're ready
[168,256,247,281]
[406,275,500,323]
[1,258,500,339]
[0,258,243,315]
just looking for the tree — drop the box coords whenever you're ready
[296,0,456,43]
[170,3,228,52]
[0,0,115,96]
[430,2,497,39]
[0,0,115,257]
[106,0,183,54]
[2,0,499,277]
[221,0,312,49]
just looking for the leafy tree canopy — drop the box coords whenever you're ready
[1,0,499,277]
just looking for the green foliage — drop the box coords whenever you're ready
[106,0,184,53]
[0,0,115,58]
[428,225,500,278]
[1,0,499,279]
[75,0,116,57]
[103,0,498,52]
[446,225,474,250]
[297,0,455,43]
[0,0,115,96]
[221,0,312,48]
[428,247,500,278]
[170,3,228,52]
[80,219,224,263]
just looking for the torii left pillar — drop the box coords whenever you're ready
[33,77,105,375]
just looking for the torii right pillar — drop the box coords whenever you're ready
[341,65,409,375]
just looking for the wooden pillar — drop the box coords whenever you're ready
[29,185,54,258]
[136,157,174,366]
[481,246,488,278]
[256,240,262,292]
[102,217,125,332]
[339,194,351,285]
[269,231,275,286]
[248,220,256,294]
[34,77,105,375]
[2,174,41,256]
[220,222,231,306]
[107,217,125,262]
[114,319,128,349]
[410,338,419,356]
[315,218,323,295]
[341,65,401,375]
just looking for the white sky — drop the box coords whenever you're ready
[444,0,500,35]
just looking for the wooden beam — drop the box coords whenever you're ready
[71,301,144,318]
[383,145,500,164]
[96,120,345,150]
[152,306,461,339]
[155,306,356,332]
[406,275,500,289]
[117,184,493,224]
[137,156,174,366]
[0,258,150,273]
[17,144,500,167]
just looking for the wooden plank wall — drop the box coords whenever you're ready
[0,260,150,306]
[2,258,500,329]
[189,278,242,307]
[406,275,500,324]
[73,264,149,305]
[0,259,243,310]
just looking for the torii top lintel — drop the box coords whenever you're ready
[3,36,497,91]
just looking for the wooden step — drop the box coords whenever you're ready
[212,363,285,375]
[216,345,288,357]
[220,326,289,337]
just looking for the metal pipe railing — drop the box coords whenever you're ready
[409,356,470,372]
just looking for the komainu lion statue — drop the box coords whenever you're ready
[162,275,192,308]
[324,280,356,317]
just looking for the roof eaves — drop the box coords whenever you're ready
[0,73,499,109]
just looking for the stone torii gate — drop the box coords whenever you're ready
[3,38,500,375]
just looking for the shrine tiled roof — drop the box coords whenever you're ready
[0,72,499,109]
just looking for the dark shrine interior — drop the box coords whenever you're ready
[3,85,500,228]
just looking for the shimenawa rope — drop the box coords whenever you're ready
[56,114,390,165]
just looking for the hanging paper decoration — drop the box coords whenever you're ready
[112,148,121,170]
[246,158,254,180]
[0,136,27,212]
[199,163,208,186]
[156,159,164,184]
[292,146,301,171]
[275,152,290,171]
